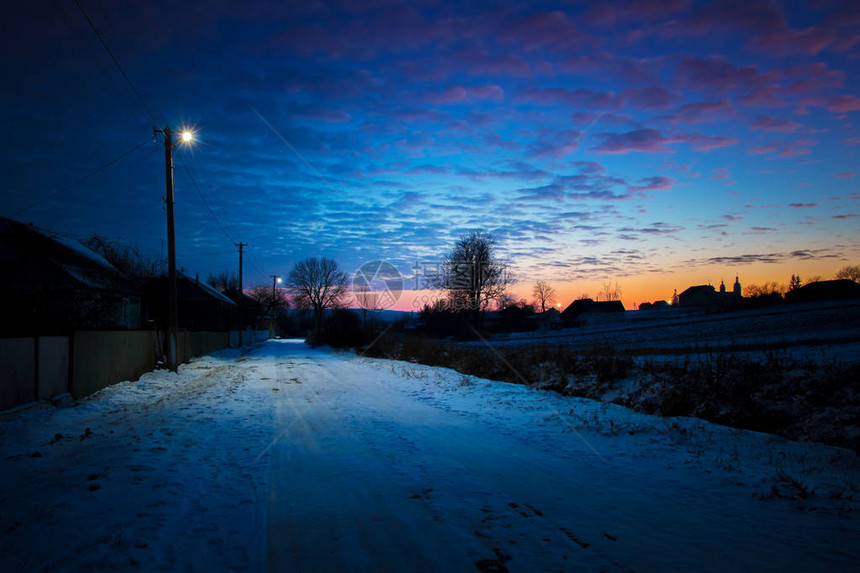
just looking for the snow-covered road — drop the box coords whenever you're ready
[2,340,858,572]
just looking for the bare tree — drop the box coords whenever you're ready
[532,280,556,313]
[434,230,512,320]
[285,257,349,331]
[835,264,860,282]
[599,280,622,302]
[247,284,289,326]
[207,270,239,293]
[744,281,784,297]
[82,234,160,277]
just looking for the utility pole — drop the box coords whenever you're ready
[154,125,193,373]
[236,242,247,292]
[155,126,179,373]
[271,275,280,298]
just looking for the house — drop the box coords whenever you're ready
[678,285,718,308]
[142,273,237,332]
[561,298,625,327]
[784,279,860,304]
[0,217,141,336]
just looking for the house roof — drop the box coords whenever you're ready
[562,298,625,316]
[680,285,716,296]
[785,279,860,302]
[180,272,236,305]
[0,217,137,294]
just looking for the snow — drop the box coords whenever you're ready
[181,271,237,305]
[1,340,858,572]
[39,228,118,271]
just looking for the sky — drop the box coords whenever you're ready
[2,0,859,310]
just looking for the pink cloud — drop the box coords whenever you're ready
[445,46,533,78]
[750,114,805,133]
[675,56,772,93]
[737,86,788,108]
[518,87,614,108]
[778,63,846,95]
[628,175,674,192]
[593,129,673,153]
[629,0,786,42]
[710,168,730,180]
[836,172,856,179]
[583,0,690,28]
[749,137,818,157]
[618,86,682,110]
[789,203,818,208]
[845,137,860,145]
[526,128,582,159]
[498,11,600,53]
[572,111,635,126]
[673,132,738,150]
[799,95,860,113]
[593,128,736,154]
[425,85,504,104]
[752,26,836,56]
[558,53,664,84]
[660,100,736,124]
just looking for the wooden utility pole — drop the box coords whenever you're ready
[236,242,247,293]
[154,126,179,373]
[271,275,280,298]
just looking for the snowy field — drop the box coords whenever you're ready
[1,339,858,572]
[482,300,860,364]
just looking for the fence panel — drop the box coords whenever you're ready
[38,337,69,399]
[0,338,35,411]
[71,331,157,399]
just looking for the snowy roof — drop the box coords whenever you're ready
[0,217,137,294]
[178,272,236,305]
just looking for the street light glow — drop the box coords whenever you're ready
[277,277,282,284]
[181,130,193,143]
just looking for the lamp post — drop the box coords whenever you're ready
[271,275,281,298]
[154,125,193,373]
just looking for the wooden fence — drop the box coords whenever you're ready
[1,329,269,412]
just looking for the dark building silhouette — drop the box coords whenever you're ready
[561,298,625,326]
[679,276,742,311]
[784,279,860,304]
[142,273,237,332]
[0,217,140,335]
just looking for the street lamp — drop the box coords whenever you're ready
[271,275,282,298]
[153,125,194,373]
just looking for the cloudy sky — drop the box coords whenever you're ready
[3,0,859,309]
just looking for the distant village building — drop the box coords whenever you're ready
[784,279,860,304]
[678,276,742,311]
[561,298,625,327]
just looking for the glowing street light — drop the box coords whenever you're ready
[181,130,194,143]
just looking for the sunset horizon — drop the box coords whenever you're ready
[3,0,858,312]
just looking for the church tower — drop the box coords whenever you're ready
[733,275,741,297]
[720,280,726,295]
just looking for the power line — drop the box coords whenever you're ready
[178,160,238,245]
[7,136,155,218]
[73,0,158,124]
[72,0,250,269]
